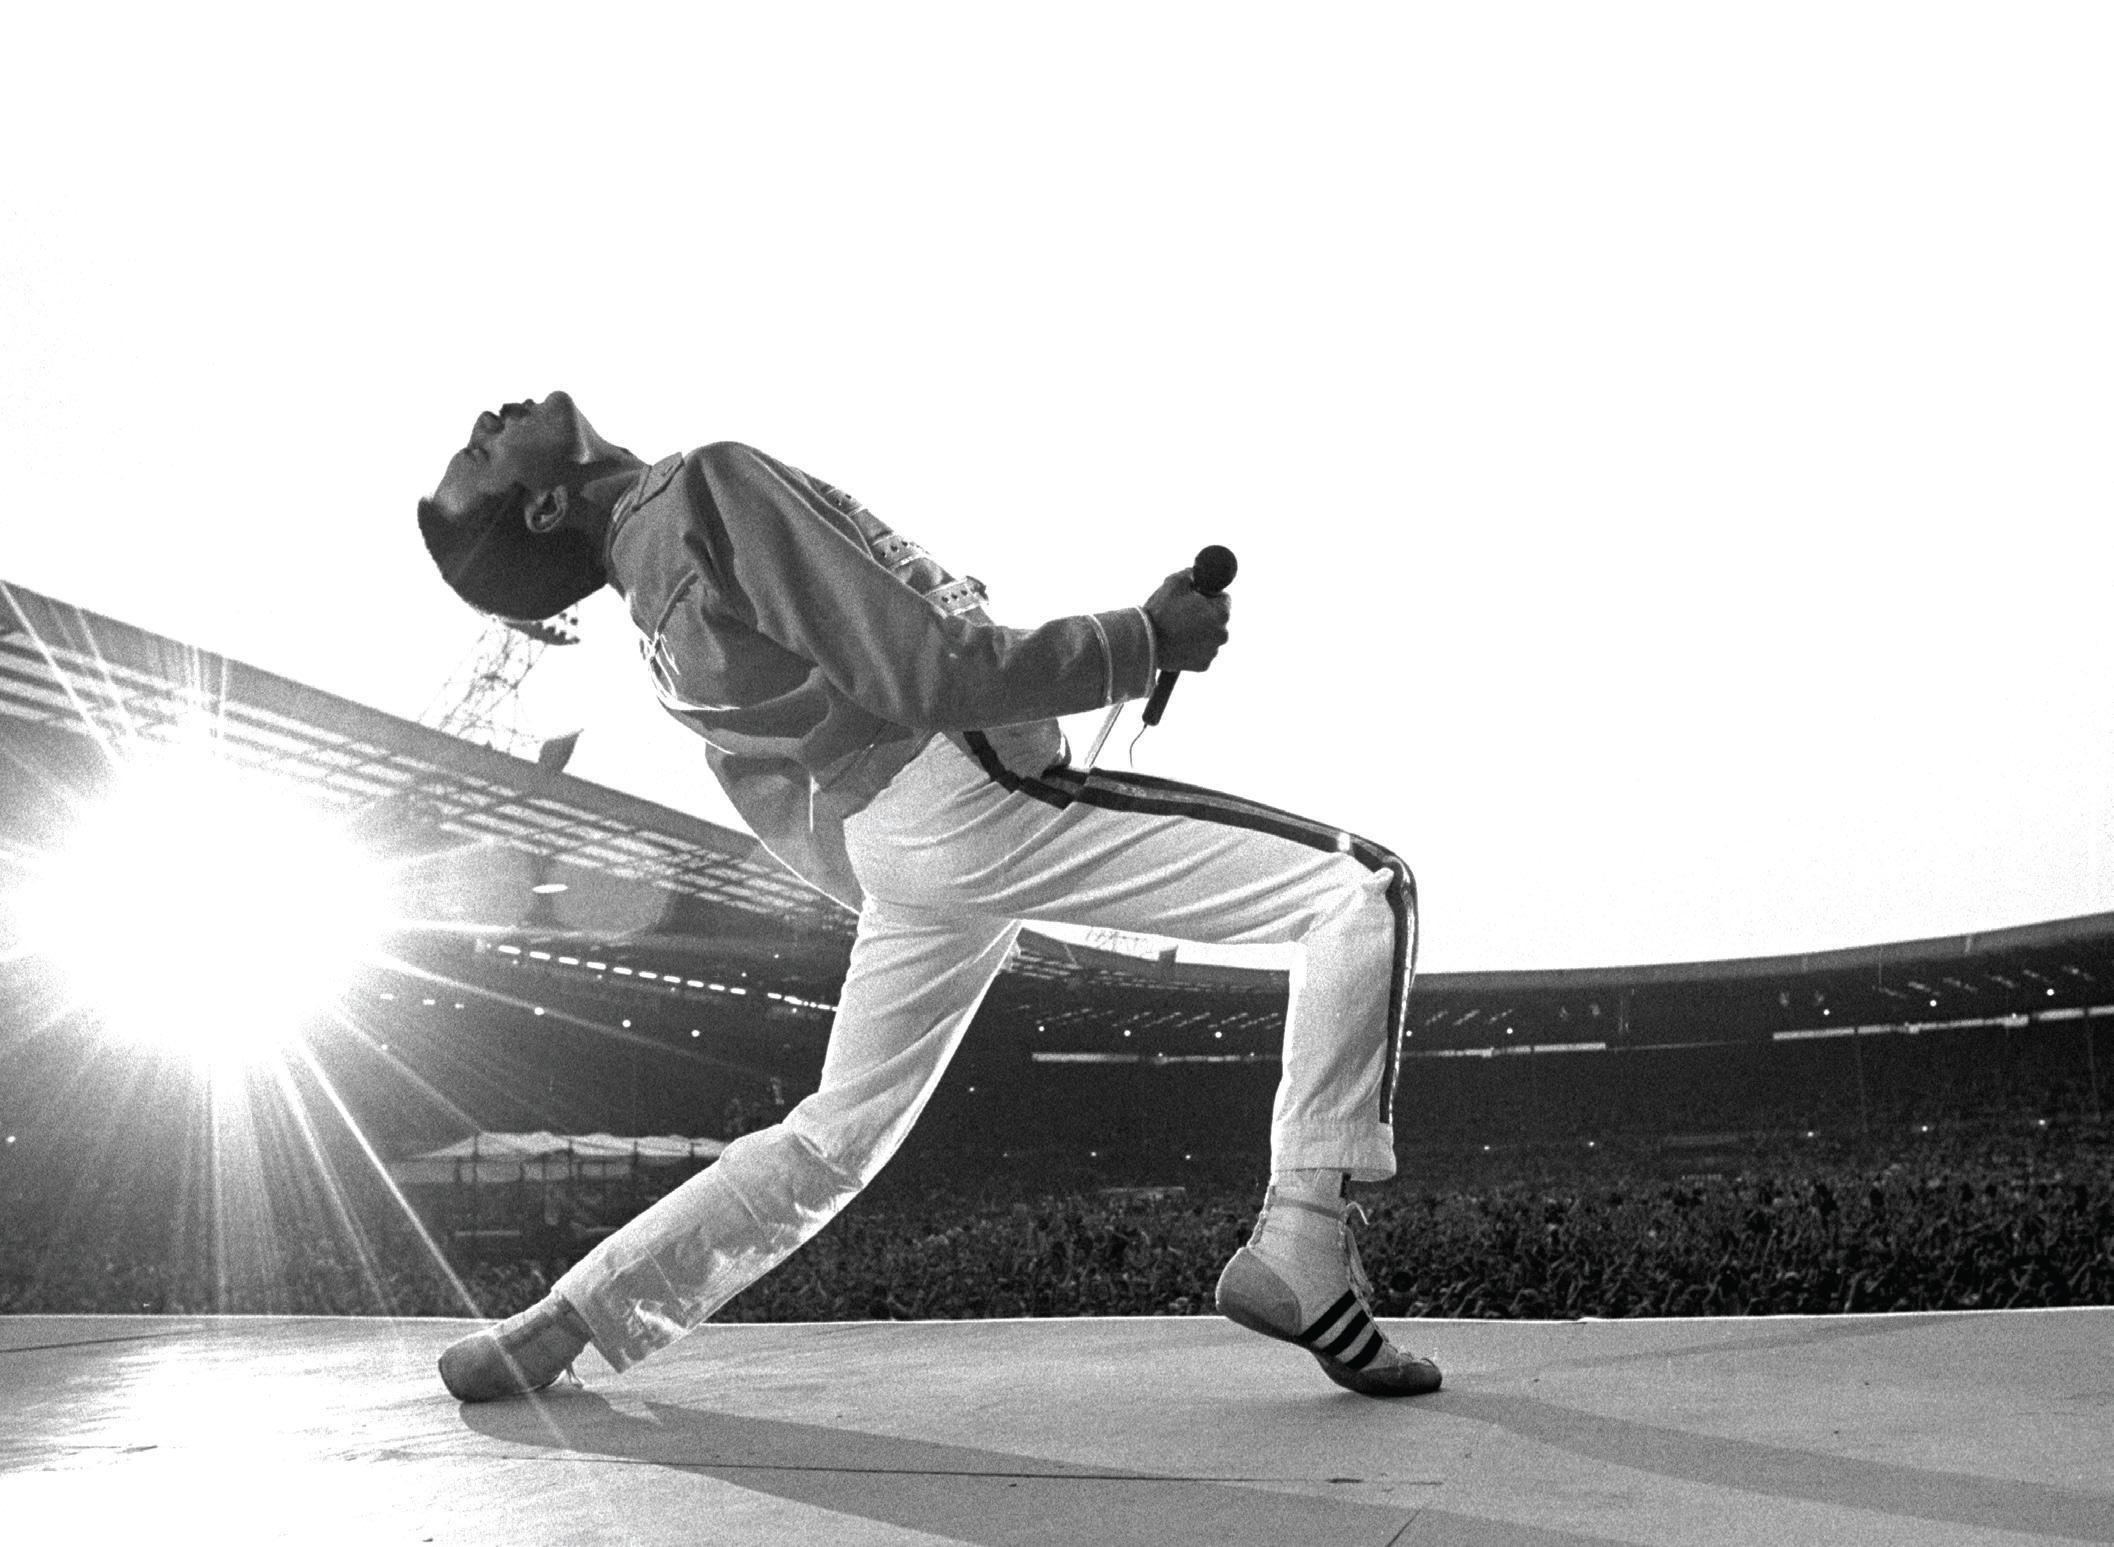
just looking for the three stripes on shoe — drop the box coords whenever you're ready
[1296,1289,1385,1371]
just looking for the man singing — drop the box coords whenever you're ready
[419,393,1439,1400]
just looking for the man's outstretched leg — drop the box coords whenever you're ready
[439,905,1019,1400]
[1206,856,1440,1397]
[847,732,1440,1396]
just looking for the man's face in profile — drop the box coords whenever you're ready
[426,391,620,524]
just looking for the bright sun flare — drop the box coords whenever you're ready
[21,746,391,1063]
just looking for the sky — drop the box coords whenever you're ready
[4,4,2111,975]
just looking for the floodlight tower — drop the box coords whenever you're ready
[422,610,581,766]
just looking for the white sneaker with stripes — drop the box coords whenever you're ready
[1214,1187,1442,1397]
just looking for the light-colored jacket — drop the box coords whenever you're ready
[604,442,1158,910]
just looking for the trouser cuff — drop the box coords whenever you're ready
[1271,1120,1396,1183]
[554,1262,680,1373]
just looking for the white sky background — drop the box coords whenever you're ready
[4,3,2111,974]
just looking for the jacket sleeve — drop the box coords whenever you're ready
[690,442,1158,731]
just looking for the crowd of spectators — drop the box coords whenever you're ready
[715,1124,2114,1322]
[4,1120,2107,1325]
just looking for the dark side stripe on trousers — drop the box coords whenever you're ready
[959,731,1416,1129]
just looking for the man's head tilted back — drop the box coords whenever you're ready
[417,392,641,623]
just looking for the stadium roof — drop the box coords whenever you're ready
[5,577,2112,1049]
[0,580,853,949]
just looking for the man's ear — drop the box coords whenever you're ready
[522,485,571,534]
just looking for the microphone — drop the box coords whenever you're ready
[1141,544,1237,728]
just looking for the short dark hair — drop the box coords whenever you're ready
[417,489,605,623]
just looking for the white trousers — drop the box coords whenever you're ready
[556,732,1417,1370]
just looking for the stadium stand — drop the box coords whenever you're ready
[2,579,2110,1327]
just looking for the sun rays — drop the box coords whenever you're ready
[14,739,394,1065]
[1,621,646,1320]
[0,594,823,1331]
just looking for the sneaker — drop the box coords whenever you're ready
[438,1294,592,1402]
[1214,1190,1442,1397]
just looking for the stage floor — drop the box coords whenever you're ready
[3,1308,2110,1545]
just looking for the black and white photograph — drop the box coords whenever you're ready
[3,4,2111,1542]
